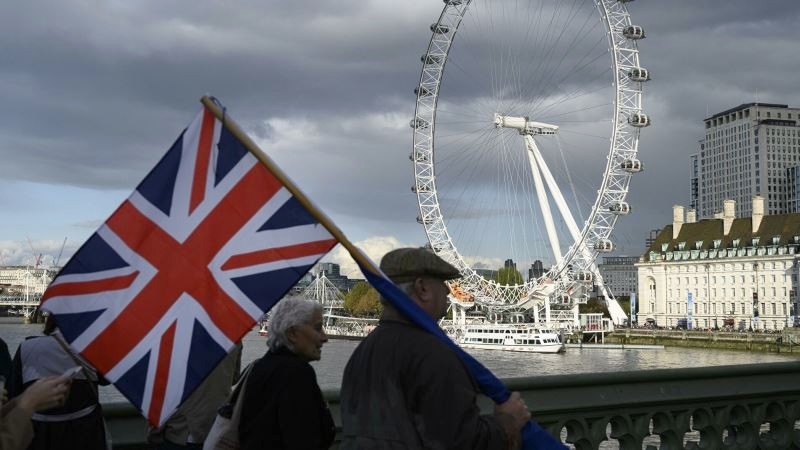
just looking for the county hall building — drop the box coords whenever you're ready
[636,197,800,331]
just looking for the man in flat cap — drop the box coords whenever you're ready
[339,247,530,450]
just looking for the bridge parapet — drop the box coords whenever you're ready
[104,361,800,449]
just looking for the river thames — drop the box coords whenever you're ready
[1,318,797,404]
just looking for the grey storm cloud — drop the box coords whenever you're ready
[2,0,800,265]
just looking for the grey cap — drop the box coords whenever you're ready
[379,247,461,283]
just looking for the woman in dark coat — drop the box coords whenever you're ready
[238,298,335,450]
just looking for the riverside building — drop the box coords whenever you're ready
[636,196,800,331]
[597,256,638,298]
[690,103,800,218]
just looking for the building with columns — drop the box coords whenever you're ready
[636,196,800,330]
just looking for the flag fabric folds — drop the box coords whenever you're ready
[358,263,567,450]
[40,103,337,426]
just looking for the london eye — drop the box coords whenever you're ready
[410,0,649,321]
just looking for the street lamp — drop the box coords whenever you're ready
[753,262,760,330]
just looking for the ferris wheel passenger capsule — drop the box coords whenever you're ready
[409,152,430,162]
[627,67,651,82]
[430,23,450,34]
[622,25,646,39]
[558,294,571,304]
[417,215,435,225]
[421,54,442,65]
[620,158,643,173]
[575,271,593,283]
[627,112,651,127]
[410,117,430,129]
[414,86,433,97]
[608,202,632,215]
[411,184,431,193]
[425,242,446,253]
[594,239,614,252]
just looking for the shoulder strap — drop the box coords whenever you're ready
[52,333,96,382]
[227,361,254,405]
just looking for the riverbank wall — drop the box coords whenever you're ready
[605,328,800,353]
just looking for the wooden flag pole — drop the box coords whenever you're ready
[200,95,380,274]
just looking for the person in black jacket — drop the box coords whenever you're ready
[238,298,334,450]
[339,247,531,449]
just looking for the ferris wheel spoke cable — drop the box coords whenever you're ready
[506,10,601,115]
[554,137,586,226]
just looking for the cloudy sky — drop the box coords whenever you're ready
[1,0,799,277]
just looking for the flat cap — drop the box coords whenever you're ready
[380,247,461,283]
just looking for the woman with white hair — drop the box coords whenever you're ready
[238,298,335,449]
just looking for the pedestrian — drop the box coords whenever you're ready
[0,338,12,384]
[340,247,531,449]
[10,315,110,450]
[147,343,242,449]
[238,298,335,449]
[2,375,72,450]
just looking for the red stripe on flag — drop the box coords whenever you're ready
[83,166,286,371]
[147,322,176,426]
[41,272,139,302]
[189,108,215,214]
[221,238,338,271]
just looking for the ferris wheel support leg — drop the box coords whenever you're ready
[528,136,599,270]
[572,304,580,329]
[526,137,583,241]
[524,136,562,264]
[544,300,551,329]
[529,140,602,270]
[529,138,623,318]
[599,283,628,325]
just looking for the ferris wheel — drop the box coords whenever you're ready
[410,0,649,312]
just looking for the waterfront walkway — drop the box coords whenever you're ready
[608,328,800,353]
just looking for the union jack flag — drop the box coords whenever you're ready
[40,101,337,426]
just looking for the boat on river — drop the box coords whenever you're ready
[455,324,565,353]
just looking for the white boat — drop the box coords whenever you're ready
[455,324,565,353]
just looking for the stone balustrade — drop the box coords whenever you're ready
[104,360,800,449]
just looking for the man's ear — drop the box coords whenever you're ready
[413,277,429,304]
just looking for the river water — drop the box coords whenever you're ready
[1,318,797,404]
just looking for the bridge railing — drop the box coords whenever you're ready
[0,295,41,304]
[105,360,800,449]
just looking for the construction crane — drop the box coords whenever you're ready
[26,237,43,268]
[54,237,68,268]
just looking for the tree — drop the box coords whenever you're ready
[578,298,610,317]
[343,281,383,317]
[495,267,523,285]
[615,296,631,316]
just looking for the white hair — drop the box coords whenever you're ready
[266,299,323,351]
[379,281,415,304]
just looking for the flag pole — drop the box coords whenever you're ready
[200,96,378,274]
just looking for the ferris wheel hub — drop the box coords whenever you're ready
[493,113,558,136]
